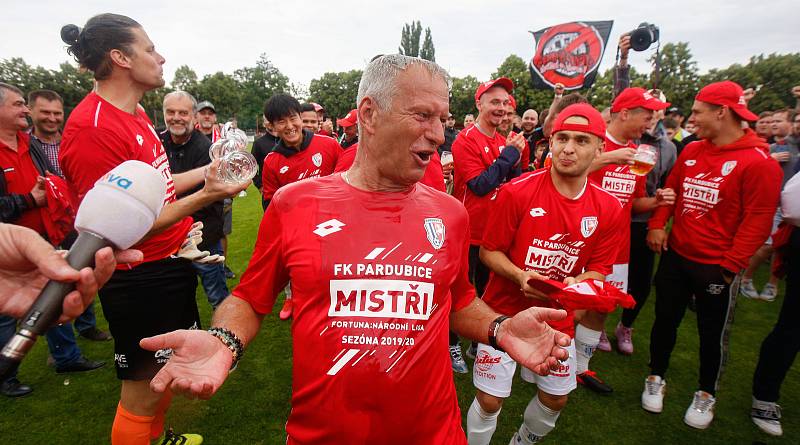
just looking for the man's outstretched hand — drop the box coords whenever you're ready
[498,307,571,376]
[140,329,233,400]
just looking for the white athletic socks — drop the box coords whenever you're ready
[575,324,601,374]
[510,395,560,444]
[467,397,501,445]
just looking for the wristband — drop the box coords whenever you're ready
[488,315,510,352]
[208,327,244,370]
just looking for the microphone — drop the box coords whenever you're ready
[0,161,167,381]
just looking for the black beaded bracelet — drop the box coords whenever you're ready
[488,315,510,352]
[208,327,244,370]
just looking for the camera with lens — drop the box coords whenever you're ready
[629,22,660,51]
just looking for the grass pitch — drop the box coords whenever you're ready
[1,185,796,444]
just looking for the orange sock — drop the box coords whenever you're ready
[111,402,155,445]
[150,392,174,440]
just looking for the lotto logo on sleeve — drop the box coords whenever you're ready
[329,279,435,320]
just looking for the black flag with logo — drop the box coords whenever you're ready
[528,21,614,91]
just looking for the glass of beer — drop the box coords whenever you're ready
[631,144,656,176]
[441,151,453,167]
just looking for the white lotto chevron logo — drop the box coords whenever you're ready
[314,219,345,237]
[530,207,546,218]
[279,166,289,174]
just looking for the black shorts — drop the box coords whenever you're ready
[99,257,200,380]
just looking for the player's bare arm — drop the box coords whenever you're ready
[147,159,249,236]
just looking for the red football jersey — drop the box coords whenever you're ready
[334,144,447,192]
[588,134,646,264]
[60,92,190,266]
[649,130,783,272]
[261,132,342,202]
[452,125,518,244]
[481,169,624,337]
[234,174,475,444]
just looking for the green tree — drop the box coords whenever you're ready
[0,58,93,116]
[196,72,242,124]
[171,65,198,94]
[701,53,800,113]
[586,65,649,111]
[492,54,553,114]
[234,54,290,129]
[648,42,700,115]
[399,21,422,58]
[398,21,436,61]
[420,28,436,62]
[449,75,480,123]
[140,87,172,126]
[308,70,363,121]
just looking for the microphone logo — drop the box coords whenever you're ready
[105,173,133,190]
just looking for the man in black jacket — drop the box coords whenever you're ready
[160,91,229,309]
[252,115,279,208]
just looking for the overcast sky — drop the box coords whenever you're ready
[1,0,796,91]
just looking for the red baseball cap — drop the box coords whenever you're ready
[508,94,517,111]
[310,102,324,112]
[551,103,606,139]
[611,87,670,113]
[475,77,514,101]
[337,109,358,127]
[695,81,758,121]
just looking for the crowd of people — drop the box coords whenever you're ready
[0,12,798,445]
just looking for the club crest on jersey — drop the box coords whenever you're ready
[685,159,696,166]
[484,146,490,153]
[424,218,445,250]
[721,160,737,176]
[580,216,598,238]
[312,152,323,167]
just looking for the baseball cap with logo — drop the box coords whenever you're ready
[611,87,670,113]
[337,109,358,127]
[695,80,758,121]
[475,77,514,101]
[551,103,606,139]
[197,101,216,113]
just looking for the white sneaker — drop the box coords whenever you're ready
[740,279,759,299]
[684,390,716,429]
[751,398,782,436]
[760,283,778,302]
[641,375,666,413]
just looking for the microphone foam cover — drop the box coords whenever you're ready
[75,160,168,249]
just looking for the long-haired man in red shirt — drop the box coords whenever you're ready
[643,81,783,429]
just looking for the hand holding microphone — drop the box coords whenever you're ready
[0,161,167,381]
[0,224,141,320]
